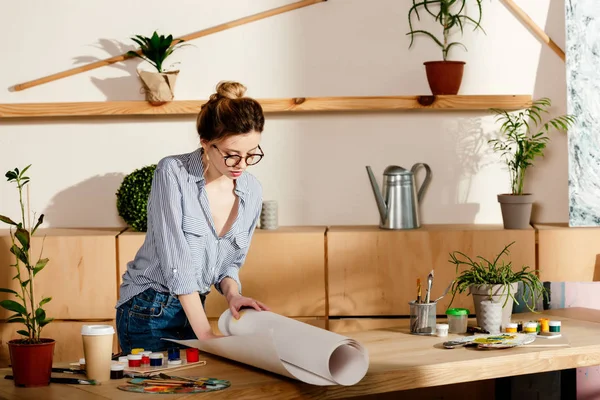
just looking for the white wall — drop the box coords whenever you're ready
[0,0,568,228]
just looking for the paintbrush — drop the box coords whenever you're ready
[4,375,98,385]
[425,270,434,303]
[416,279,422,303]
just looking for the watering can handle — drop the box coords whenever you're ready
[411,163,432,203]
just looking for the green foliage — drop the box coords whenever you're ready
[0,165,53,344]
[116,165,157,232]
[489,98,576,195]
[126,31,189,73]
[447,242,546,312]
[407,0,485,61]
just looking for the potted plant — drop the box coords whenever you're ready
[407,0,485,95]
[0,165,54,387]
[126,31,189,105]
[447,242,546,330]
[116,164,157,232]
[489,97,576,229]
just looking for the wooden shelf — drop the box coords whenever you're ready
[0,95,532,119]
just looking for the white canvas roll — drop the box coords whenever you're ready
[166,309,369,386]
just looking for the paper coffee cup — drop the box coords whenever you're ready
[81,325,115,382]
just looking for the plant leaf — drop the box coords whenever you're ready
[39,317,54,327]
[0,288,18,296]
[33,258,49,276]
[10,245,28,265]
[0,215,17,226]
[0,300,27,315]
[39,297,52,307]
[32,214,44,235]
[16,330,30,337]
[15,228,30,251]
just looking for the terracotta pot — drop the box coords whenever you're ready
[8,338,55,387]
[497,194,534,229]
[423,61,466,95]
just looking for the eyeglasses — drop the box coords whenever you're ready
[212,144,264,167]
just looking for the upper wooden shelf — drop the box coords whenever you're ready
[0,95,531,119]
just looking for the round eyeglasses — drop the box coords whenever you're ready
[212,144,264,167]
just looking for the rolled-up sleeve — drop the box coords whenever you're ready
[148,162,201,295]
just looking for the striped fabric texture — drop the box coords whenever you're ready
[116,148,262,308]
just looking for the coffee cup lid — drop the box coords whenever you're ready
[81,325,115,336]
[111,364,125,371]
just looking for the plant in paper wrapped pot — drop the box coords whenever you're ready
[447,242,546,332]
[116,164,157,232]
[489,97,576,229]
[407,0,485,95]
[0,165,55,387]
[126,31,189,105]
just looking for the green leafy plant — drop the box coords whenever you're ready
[126,31,188,73]
[116,164,157,232]
[489,98,576,195]
[447,242,546,311]
[0,165,53,344]
[407,0,485,61]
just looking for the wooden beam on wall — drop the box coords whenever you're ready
[10,0,327,92]
[501,0,566,62]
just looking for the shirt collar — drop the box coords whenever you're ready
[188,148,249,198]
[188,149,206,184]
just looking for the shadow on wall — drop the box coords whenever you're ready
[439,116,495,223]
[528,0,569,223]
[43,173,126,228]
[73,38,144,101]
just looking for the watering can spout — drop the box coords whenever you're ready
[366,166,387,222]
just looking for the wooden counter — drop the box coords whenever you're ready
[0,308,597,399]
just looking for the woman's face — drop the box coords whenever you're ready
[203,131,262,179]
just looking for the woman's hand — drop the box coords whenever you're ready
[227,294,270,319]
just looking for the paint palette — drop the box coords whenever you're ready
[117,376,230,394]
[443,333,536,349]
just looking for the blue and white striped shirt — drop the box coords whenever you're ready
[116,149,262,308]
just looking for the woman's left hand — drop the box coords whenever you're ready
[227,295,270,319]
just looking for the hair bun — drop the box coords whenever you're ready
[215,81,247,100]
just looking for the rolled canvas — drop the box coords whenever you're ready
[165,309,369,386]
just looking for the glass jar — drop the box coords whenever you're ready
[445,308,469,334]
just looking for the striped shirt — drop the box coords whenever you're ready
[116,148,262,308]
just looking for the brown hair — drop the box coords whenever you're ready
[196,81,265,142]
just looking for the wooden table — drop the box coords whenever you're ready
[1,308,599,399]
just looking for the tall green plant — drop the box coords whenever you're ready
[126,31,188,73]
[489,98,576,195]
[447,242,546,311]
[0,165,53,344]
[407,0,485,60]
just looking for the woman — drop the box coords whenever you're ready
[116,81,269,354]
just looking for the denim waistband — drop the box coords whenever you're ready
[135,287,206,308]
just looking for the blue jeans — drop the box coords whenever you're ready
[116,288,206,354]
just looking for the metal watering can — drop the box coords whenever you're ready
[366,163,432,230]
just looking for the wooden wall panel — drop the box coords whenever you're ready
[329,318,408,333]
[535,223,600,281]
[117,227,327,318]
[0,229,120,320]
[327,225,536,317]
[0,320,117,367]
